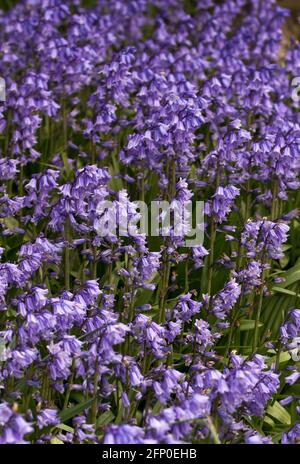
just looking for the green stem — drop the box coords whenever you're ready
[226,175,252,357]
[140,172,145,203]
[271,180,278,221]
[91,356,99,425]
[90,137,96,165]
[184,256,189,294]
[206,416,221,444]
[142,344,148,375]
[42,373,50,402]
[64,219,71,290]
[205,160,220,298]
[63,361,75,409]
[158,160,176,323]
[158,255,171,324]
[253,263,266,353]
[225,295,242,360]
[207,219,216,298]
[91,245,97,279]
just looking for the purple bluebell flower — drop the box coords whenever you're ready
[37,409,59,429]
[0,403,33,444]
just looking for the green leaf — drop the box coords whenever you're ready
[152,401,163,416]
[59,397,95,423]
[261,290,296,340]
[272,262,300,289]
[272,286,300,298]
[266,401,291,425]
[97,410,115,427]
[60,150,71,178]
[282,244,292,252]
[55,423,74,434]
[263,415,275,428]
[239,319,263,331]
[50,437,64,444]
[265,350,291,367]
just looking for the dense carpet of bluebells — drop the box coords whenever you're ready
[2,0,300,445]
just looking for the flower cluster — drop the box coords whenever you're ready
[0,0,299,445]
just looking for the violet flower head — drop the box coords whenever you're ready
[0,402,33,444]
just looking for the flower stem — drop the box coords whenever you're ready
[91,356,99,425]
[253,264,266,353]
[207,219,216,298]
[64,218,71,290]
[206,416,221,444]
